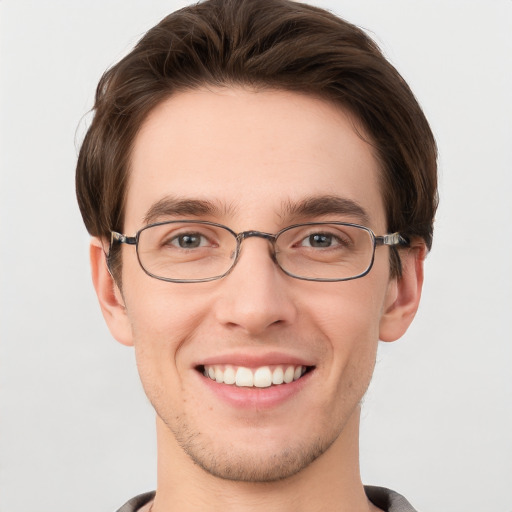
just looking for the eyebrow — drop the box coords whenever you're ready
[143,196,233,225]
[282,195,370,225]
[143,194,370,227]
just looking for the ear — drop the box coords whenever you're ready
[90,237,134,346]
[379,240,426,342]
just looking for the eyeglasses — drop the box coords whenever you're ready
[110,220,408,283]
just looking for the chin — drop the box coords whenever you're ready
[187,440,331,483]
[167,414,341,483]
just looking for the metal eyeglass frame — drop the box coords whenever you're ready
[110,220,409,283]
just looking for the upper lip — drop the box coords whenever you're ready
[194,351,316,368]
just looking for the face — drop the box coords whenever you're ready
[110,88,406,482]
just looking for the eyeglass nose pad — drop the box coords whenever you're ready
[235,231,278,264]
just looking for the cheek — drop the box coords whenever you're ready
[320,303,379,384]
[122,259,213,341]
[307,278,386,387]
[122,280,212,392]
[308,276,386,344]
[294,284,382,433]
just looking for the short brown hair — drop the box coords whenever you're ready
[76,0,437,279]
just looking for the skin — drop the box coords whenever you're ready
[91,88,425,512]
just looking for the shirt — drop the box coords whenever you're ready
[116,486,418,512]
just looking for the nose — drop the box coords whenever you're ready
[213,236,297,335]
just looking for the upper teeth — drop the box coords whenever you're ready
[203,365,306,388]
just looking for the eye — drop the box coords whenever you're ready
[169,232,208,249]
[300,232,347,248]
[303,233,335,248]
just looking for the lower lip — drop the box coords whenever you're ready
[197,370,313,409]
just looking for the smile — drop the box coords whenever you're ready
[200,364,311,388]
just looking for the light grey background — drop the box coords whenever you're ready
[1,1,511,511]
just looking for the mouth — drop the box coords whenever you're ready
[197,364,314,388]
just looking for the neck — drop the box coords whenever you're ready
[151,406,378,512]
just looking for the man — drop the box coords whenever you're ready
[76,0,437,510]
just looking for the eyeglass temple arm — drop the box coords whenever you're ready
[111,231,137,245]
[375,232,409,247]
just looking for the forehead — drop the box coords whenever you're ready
[125,87,385,231]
